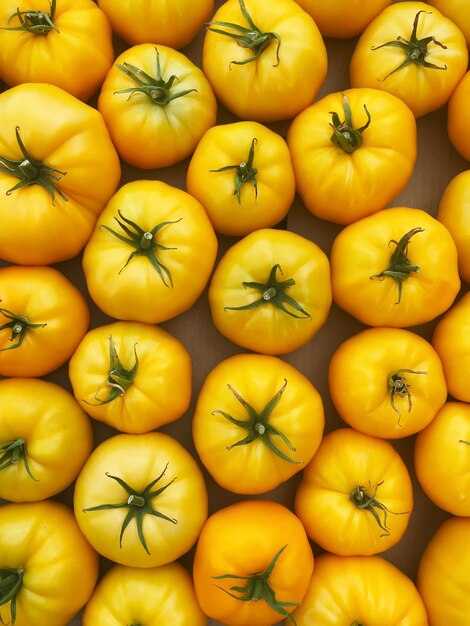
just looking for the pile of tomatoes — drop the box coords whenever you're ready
[0,0,469,625]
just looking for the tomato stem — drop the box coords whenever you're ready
[0,568,23,625]
[350,481,408,536]
[1,0,58,35]
[388,368,427,425]
[330,94,371,153]
[0,438,37,482]
[459,440,470,445]
[0,303,47,352]
[210,138,258,206]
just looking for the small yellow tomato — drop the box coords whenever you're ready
[447,71,470,162]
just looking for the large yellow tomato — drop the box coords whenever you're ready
[287,88,417,224]
[193,353,324,494]
[193,500,313,626]
[447,71,470,162]
[415,402,470,516]
[295,428,413,556]
[0,265,89,377]
[74,432,208,568]
[418,516,470,625]
[0,0,113,101]
[83,562,206,626]
[208,229,332,355]
[0,378,92,502]
[0,83,120,265]
[350,2,468,117]
[290,553,428,625]
[427,0,470,47]
[186,121,295,236]
[98,44,217,169]
[202,0,327,122]
[329,327,447,438]
[0,500,98,626]
[330,207,460,327]
[69,321,192,434]
[82,180,218,324]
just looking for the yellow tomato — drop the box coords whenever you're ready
[295,428,413,556]
[0,265,89,377]
[82,180,218,324]
[329,327,447,438]
[208,228,332,355]
[186,121,295,236]
[193,353,324,494]
[447,71,470,162]
[202,0,327,122]
[427,0,470,47]
[287,88,417,224]
[83,562,206,626]
[98,44,217,169]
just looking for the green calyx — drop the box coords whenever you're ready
[0,568,23,625]
[388,368,427,425]
[208,0,281,67]
[213,545,299,624]
[224,264,310,319]
[351,622,365,626]
[83,464,177,555]
[459,440,470,445]
[211,137,258,206]
[330,94,371,153]
[350,481,408,536]
[372,10,447,80]
[0,438,37,482]
[212,378,300,464]
[369,227,424,304]
[0,126,67,204]
[115,47,197,105]
[100,210,181,286]
[0,304,47,352]
[1,0,58,35]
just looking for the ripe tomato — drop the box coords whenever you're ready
[0,265,89,377]
[0,500,98,626]
[350,2,468,117]
[418,516,470,625]
[0,0,113,101]
[415,402,470,516]
[193,500,313,626]
[287,88,417,224]
[186,121,295,236]
[193,353,324,494]
[447,71,470,162]
[98,44,217,169]
[0,378,92,502]
[290,553,428,625]
[69,321,192,434]
[208,228,332,355]
[330,207,460,327]
[427,0,470,47]
[202,0,327,122]
[82,180,218,324]
[0,83,120,265]
[328,327,447,438]
[295,428,413,556]
[83,562,206,626]
[74,432,208,568]
[97,0,213,49]
[432,292,470,403]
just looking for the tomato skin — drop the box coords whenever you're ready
[208,228,332,355]
[74,432,208,568]
[350,2,468,117]
[186,121,295,236]
[98,44,217,169]
[193,353,324,494]
[97,0,213,49]
[427,0,470,47]
[0,0,114,101]
[202,0,327,122]
[0,265,89,377]
[193,500,313,626]
[330,207,460,327]
[418,516,470,625]
[0,500,98,626]
[287,88,417,225]
[432,292,470,403]
[82,180,218,324]
[290,553,428,625]
[83,562,206,626]
[447,71,470,162]
[328,327,447,438]
[295,428,413,556]
[0,83,120,265]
